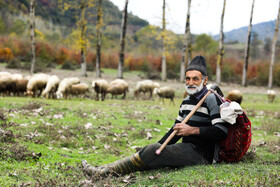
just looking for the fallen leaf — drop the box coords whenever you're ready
[60,135,66,139]
[257,139,266,146]
[104,144,111,150]
[91,146,98,150]
[155,119,162,125]
[274,132,280,137]
[53,114,63,119]
[84,123,93,129]
[146,132,153,140]
[154,128,161,132]
[20,123,28,127]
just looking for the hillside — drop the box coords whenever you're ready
[0,0,149,35]
[213,20,278,43]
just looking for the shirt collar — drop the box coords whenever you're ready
[191,86,208,100]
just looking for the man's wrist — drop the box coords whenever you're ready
[192,127,200,135]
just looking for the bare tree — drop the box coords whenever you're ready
[30,0,35,74]
[80,0,87,77]
[242,0,255,87]
[268,1,280,89]
[161,0,167,82]
[96,0,103,77]
[180,0,192,82]
[216,0,226,85]
[118,0,128,79]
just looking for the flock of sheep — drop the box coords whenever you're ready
[0,71,176,102]
[0,71,276,104]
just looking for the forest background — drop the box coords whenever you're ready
[0,0,280,87]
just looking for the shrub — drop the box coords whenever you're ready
[167,70,179,80]
[274,64,280,87]
[54,47,70,65]
[6,58,21,69]
[35,58,52,73]
[87,62,95,72]
[61,61,77,70]
[0,47,13,62]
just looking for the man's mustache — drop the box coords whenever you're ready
[187,85,197,89]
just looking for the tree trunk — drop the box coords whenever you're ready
[180,0,192,82]
[242,0,255,87]
[118,0,128,79]
[96,0,103,77]
[30,0,35,74]
[216,0,226,85]
[80,0,87,77]
[268,1,280,89]
[161,0,167,82]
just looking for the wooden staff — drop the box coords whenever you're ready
[155,90,212,155]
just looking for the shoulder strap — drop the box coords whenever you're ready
[209,88,225,103]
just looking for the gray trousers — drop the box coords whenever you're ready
[139,143,209,169]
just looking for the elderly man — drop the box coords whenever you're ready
[82,55,229,178]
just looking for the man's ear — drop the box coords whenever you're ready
[203,76,208,86]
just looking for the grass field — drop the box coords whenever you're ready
[0,89,279,186]
[0,66,279,186]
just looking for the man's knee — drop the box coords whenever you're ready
[139,143,161,155]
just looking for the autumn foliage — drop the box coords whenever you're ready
[1,36,280,86]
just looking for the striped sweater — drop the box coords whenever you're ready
[158,88,228,162]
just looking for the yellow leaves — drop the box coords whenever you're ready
[63,2,71,11]
[63,29,90,53]
[35,29,45,40]
[8,32,17,38]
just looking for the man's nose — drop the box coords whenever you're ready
[188,79,194,85]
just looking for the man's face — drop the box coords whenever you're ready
[185,70,207,95]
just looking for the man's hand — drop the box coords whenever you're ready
[173,123,200,136]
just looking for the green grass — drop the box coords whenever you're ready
[0,92,279,186]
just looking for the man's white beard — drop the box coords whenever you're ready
[185,80,204,95]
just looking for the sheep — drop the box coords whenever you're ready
[0,74,14,96]
[267,90,276,103]
[56,77,80,99]
[42,75,60,99]
[11,73,23,81]
[14,79,28,96]
[134,80,160,99]
[154,86,175,105]
[225,89,243,104]
[26,74,49,97]
[70,83,89,97]
[106,79,129,99]
[92,79,109,101]
[0,71,12,78]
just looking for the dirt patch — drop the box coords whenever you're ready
[0,141,41,161]
[21,101,45,110]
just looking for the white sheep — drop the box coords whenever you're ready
[0,71,12,78]
[106,79,129,99]
[11,73,23,81]
[42,75,60,99]
[267,90,276,103]
[26,74,49,97]
[92,79,109,101]
[134,80,160,99]
[70,83,89,97]
[56,77,80,99]
[226,90,243,104]
[154,86,175,105]
[0,74,14,96]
